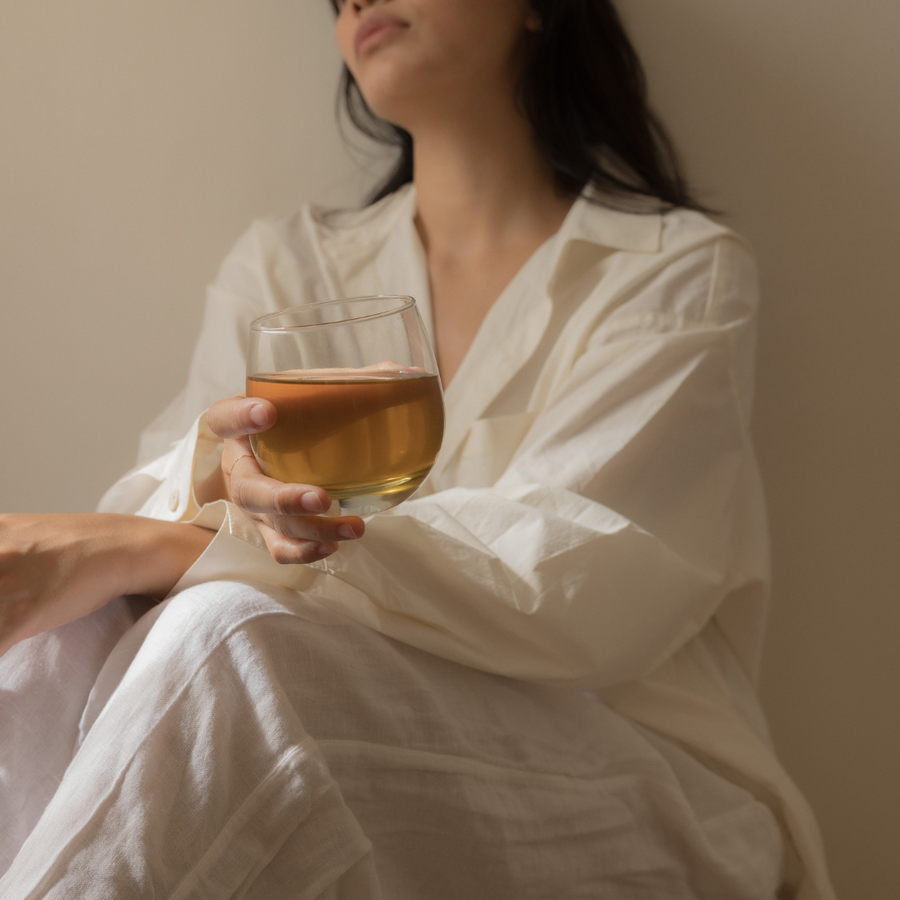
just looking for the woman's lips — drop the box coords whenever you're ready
[354,14,409,58]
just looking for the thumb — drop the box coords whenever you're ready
[206,395,276,440]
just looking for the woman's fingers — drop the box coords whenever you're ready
[232,467,364,543]
[228,460,331,517]
[207,395,276,440]
[208,396,366,558]
[257,521,341,565]
[216,406,333,515]
[220,433,263,484]
[219,433,330,514]
[220,437,365,547]
[267,512,364,544]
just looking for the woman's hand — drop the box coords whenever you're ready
[202,396,365,565]
[0,513,215,656]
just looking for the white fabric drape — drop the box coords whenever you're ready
[2,581,787,899]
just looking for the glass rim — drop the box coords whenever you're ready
[250,295,417,333]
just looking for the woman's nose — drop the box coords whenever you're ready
[347,0,386,16]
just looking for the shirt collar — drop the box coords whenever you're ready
[314,182,663,307]
[543,192,662,303]
[316,181,661,259]
[556,189,663,254]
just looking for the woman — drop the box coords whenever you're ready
[0,1,834,897]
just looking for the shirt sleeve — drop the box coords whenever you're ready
[96,225,270,516]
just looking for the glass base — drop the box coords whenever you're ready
[334,474,426,516]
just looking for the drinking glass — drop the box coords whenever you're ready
[246,295,444,516]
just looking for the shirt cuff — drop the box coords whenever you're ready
[167,499,319,599]
[104,412,323,598]
[123,412,222,523]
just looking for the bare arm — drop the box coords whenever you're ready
[0,395,368,656]
[0,513,216,656]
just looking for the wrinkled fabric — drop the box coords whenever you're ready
[2,581,785,899]
[1,186,834,898]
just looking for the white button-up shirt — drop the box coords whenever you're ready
[96,185,833,899]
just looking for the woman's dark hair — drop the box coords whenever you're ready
[329,0,702,210]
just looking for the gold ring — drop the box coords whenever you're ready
[228,453,255,479]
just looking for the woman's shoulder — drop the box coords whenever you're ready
[658,205,754,260]
[572,190,752,261]
[210,185,416,300]
[559,197,759,331]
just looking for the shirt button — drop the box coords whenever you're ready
[168,490,180,512]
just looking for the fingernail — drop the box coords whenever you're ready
[337,524,360,540]
[301,492,327,513]
[317,543,337,558]
[249,403,268,428]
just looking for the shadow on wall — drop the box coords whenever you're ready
[619,1,900,898]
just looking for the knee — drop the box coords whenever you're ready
[149,580,299,649]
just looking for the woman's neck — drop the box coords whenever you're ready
[410,102,574,268]
[405,101,575,385]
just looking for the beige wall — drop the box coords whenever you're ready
[0,1,365,512]
[3,1,898,897]
[619,1,900,897]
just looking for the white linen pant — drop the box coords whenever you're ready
[0,581,783,899]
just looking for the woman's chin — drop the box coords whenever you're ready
[353,61,438,126]
[357,89,419,133]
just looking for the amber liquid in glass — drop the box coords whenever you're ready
[247,371,444,511]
